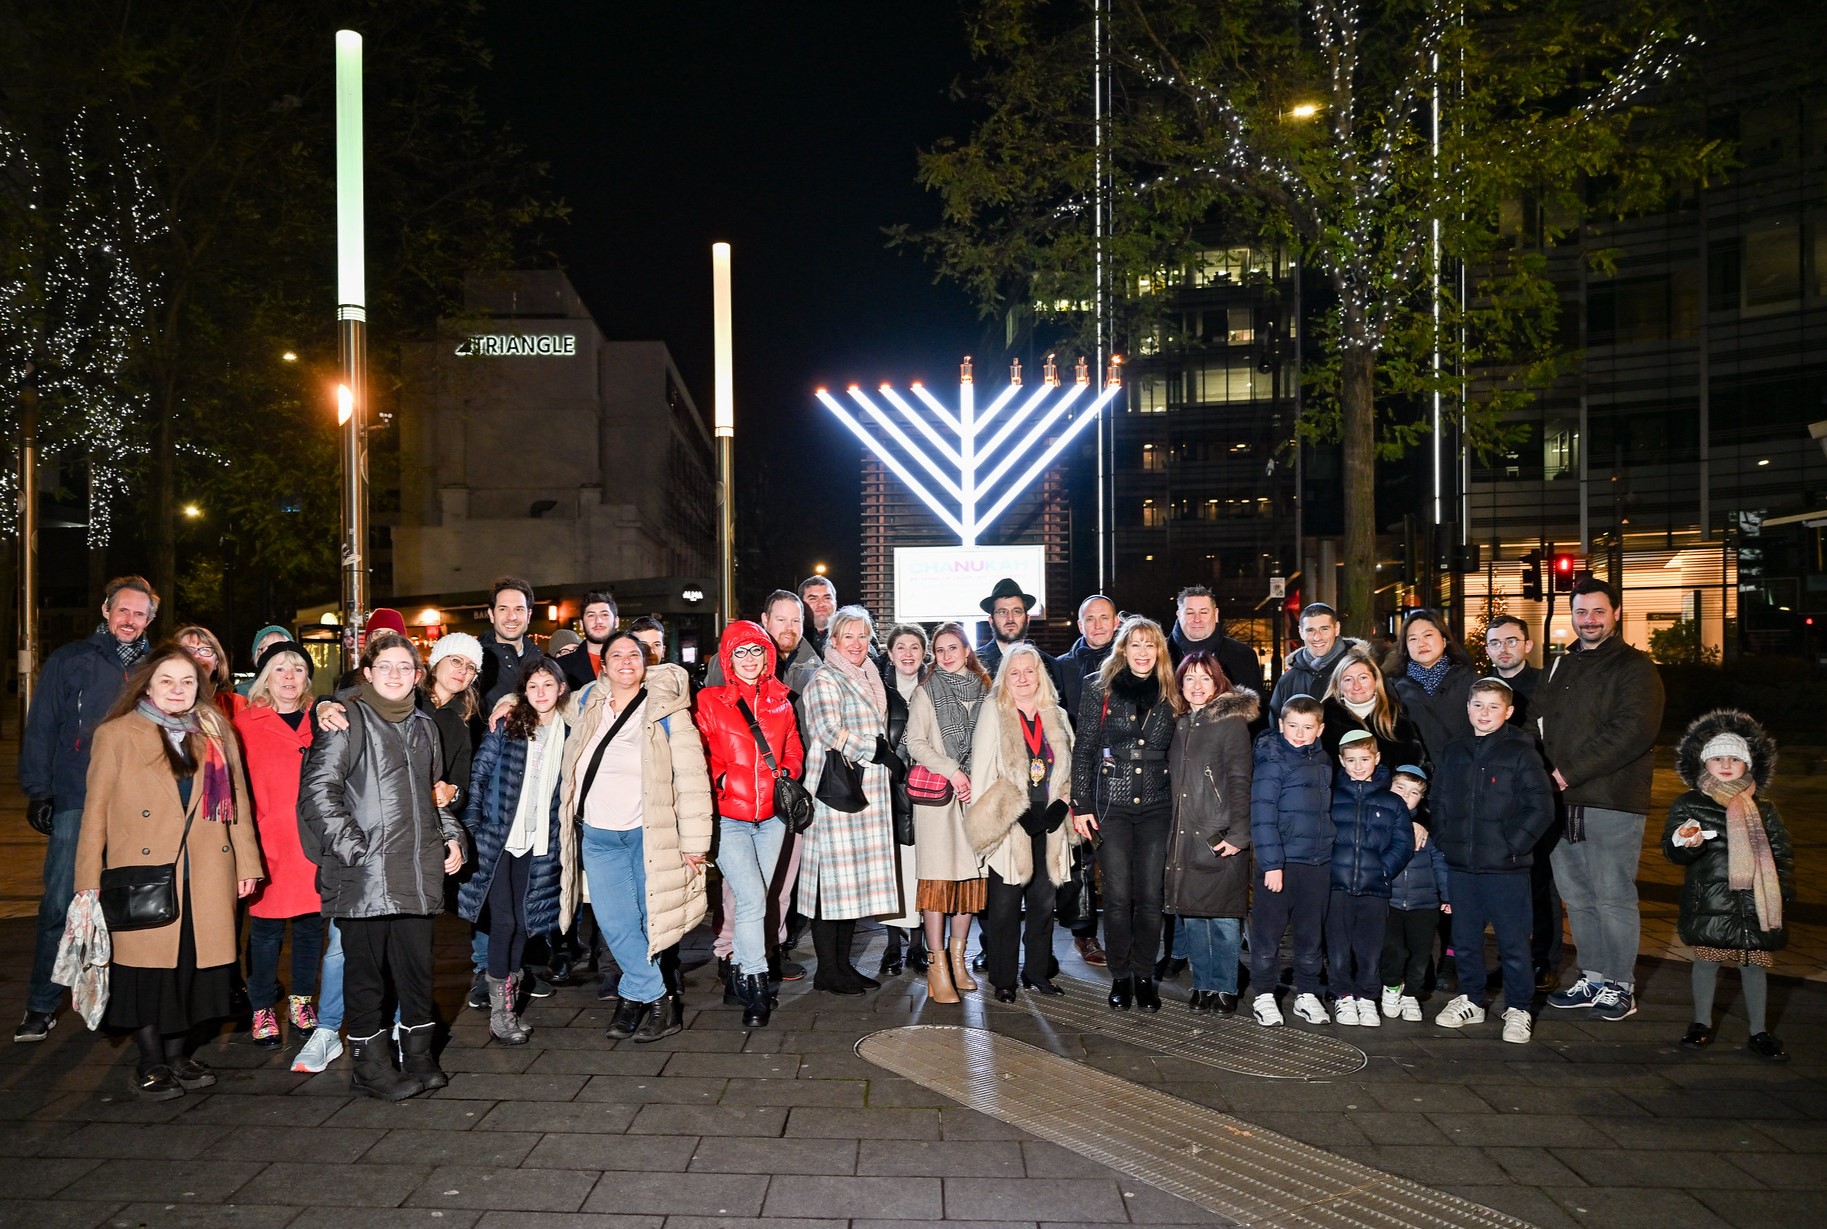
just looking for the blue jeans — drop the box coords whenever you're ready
[581,825,664,1003]
[247,913,325,1009]
[717,817,786,976]
[28,809,83,1014]
[1182,917,1243,994]
[1448,869,1534,1012]
[317,920,345,1032]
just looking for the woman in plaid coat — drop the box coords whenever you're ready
[801,605,905,994]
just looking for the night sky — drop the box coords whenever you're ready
[478,2,995,596]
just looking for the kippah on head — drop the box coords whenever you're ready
[1337,729,1377,748]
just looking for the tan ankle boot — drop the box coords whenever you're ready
[926,945,960,1003]
[949,936,977,992]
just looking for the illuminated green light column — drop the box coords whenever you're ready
[336,29,369,663]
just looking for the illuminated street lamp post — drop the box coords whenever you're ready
[335,30,369,667]
[712,243,735,629]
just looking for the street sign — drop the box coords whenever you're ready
[1269,576,1286,599]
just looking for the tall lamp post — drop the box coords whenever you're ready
[335,30,369,668]
[17,364,38,724]
[712,243,735,629]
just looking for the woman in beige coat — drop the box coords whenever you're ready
[557,632,712,1043]
[904,621,991,1002]
[963,645,1076,1002]
[74,643,263,1099]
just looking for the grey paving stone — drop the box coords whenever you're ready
[793,1051,882,1080]
[580,1170,768,1216]
[1589,1114,1789,1151]
[1115,1180,1236,1224]
[35,1090,197,1123]
[472,1215,659,1229]
[666,1220,845,1229]
[42,1121,228,1160]
[5,1156,104,1199]
[770,1029,879,1053]
[523,1049,669,1076]
[942,1176,1129,1222]
[363,1127,543,1166]
[99,1208,305,1229]
[0,1116,81,1156]
[1335,1144,1513,1185]
[1548,1186,1735,1227]
[688,1135,857,1175]
[855,1222,1043,1229]
[863,1076,952,1107]
[473,1101,639,1133]
[762,1174,943,1220]
[282,1212,482,1229]
[179,1095,347,1127]
[721,1077,868,1107]
[1724,1151,1827,1189]
[1626,1088,1805,1119]
[234,1124,387,1163]
[435,1072,589,1101]
[1425,1111,1616,1148]
[1240,1110,1371,1148]
[856,1138,1024,1177]
[1344,1109,1455,1145]
[406,1164,602,1211]
[233,1160,430,1207]
[1738,1118,1827,1152]
[1436,1184,1583,1229]
[76,1158,267,1203]
[521,1132,699,1171]
[326,1096,490,1130]
[1483,1145,1588,1186]
[661,1052,801,1079]
[0,1199,117,1229]
[1021,1139,1099,1177]
[1556,1147,1768,1189]
[784,1106,940,1139]
[939,1105,1031,1140]
[1694,1188,1827,1229]
[575,1074,727,1103]
[1469,1082,1652,1115]
[627,1102,786,1137]
[1209,1080,1372,1113]
[436,1045,544,1073]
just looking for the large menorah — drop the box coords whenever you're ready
[816,354,1123,548]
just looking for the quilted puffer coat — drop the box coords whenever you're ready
[1249,729,1334,871]
[459,723,565,936]
[1328,765,1416,898]
[697,622,805,822]
[1163,688,1257,917]
[1072,668,1178,814]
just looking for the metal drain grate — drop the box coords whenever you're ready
[985,973,1367,1080]
[859,1025,1534,1229]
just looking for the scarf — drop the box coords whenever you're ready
[1341,694,1378,721]
[359,682,418,724]
[823,642,887,719]
[136,699,233,823]
[100,623,149,668]
[923,667,986,769]
[1405,657,1454,696]
[1699,771,1783,933]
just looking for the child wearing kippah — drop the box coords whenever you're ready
[1380,765,1450,1021]
[1663,710,1795,1061]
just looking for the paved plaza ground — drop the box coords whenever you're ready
[1,744,1824,1227]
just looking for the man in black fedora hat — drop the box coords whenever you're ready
[977,577,1065,694]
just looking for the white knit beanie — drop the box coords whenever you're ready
[427,631,484,672]
[1699,732,1751,767]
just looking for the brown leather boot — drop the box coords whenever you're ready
[949,936,977,993]
[926,943,960,1004]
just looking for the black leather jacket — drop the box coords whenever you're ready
[1072,669,1177,814]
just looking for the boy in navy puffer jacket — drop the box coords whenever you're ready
[1248,695,1334,1027]
[1380,766,1450,1021]
[1326,731,1415,1027]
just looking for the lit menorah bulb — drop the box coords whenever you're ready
[1010,357,1023,387]
[1074,356,1090,386]
[1106,353,1123,388]
[1042,352,1059,386]
[960,355,973,384]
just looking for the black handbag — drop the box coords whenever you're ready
[735,698,815,835]
[814,747,868,813]
[99,807,197,933]
[1055,841,1096,930]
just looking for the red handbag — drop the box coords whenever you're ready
[905,764,955,805]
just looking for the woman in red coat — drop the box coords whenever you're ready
[233,640,324,1048]
[697,620,805,1026]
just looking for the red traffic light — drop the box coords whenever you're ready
[1552,554,1579,593]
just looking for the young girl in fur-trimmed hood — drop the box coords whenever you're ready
[1662,709,1795,1061]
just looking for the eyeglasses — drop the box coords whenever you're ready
[441,659,478,675]
[185,644,217,659]
[1486,637,1524,649]
[730,645,766,660]
[370,661,418,677]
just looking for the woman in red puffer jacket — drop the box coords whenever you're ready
[696,621,805,1026]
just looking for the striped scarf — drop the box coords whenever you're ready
[136,700,234,823]
[1699,771,1783,933]
[923,668,986,771]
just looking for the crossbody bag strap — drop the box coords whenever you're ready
[172,795,198,866]
[734,697,781,776]
[576,687,647,815]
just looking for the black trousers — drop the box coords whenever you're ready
[1380,904,1440,994]
[1247,862,1329,996]
[340,915,437,1038]
[983,831,1055,991]
[1095,803,1171,980]
[1324,890,1389,1001]
[1448,869,1534,1012]
[485,853,532,980]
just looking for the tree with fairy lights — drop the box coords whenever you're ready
[904,0,1733,635]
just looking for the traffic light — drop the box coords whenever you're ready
[1521,554,1543,601]
[1552,553,1578,593]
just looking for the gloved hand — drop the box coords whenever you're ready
[1018,806,1050,837]
[27,797,55,836]
[873,735,906,777]
[1044,799,1069,833]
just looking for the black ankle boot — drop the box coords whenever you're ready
[633,994,683,1043]
[605,997,647,1040]
[1135,978,1161,1012]
[1108,976,1134,1010]
[723,962,747,1007]
[811,919,863,994]
[836,921,878,990]
[879,927,905,977]
[349,1031,423,1101]
[741,974,774,1027]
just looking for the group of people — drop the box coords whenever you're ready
[14,567,1797,1104]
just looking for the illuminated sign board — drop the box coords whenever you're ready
[455,333,578,357]
[893,545,1048,623]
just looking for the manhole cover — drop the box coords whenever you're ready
[984,973,1367,1079]
[858,1025,1533,1229]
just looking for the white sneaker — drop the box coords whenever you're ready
[1434,994,1486,1028]
[1501,1007,1533,1044]
[1399,995,1422,1022]
[1252,993,1284,1027]
[291,1027,344,1073]
[1333,996,1359,1025]
[1380,986,1403,1018]
[1292,993,1331,1025]
[1357,1001,1381,1028]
